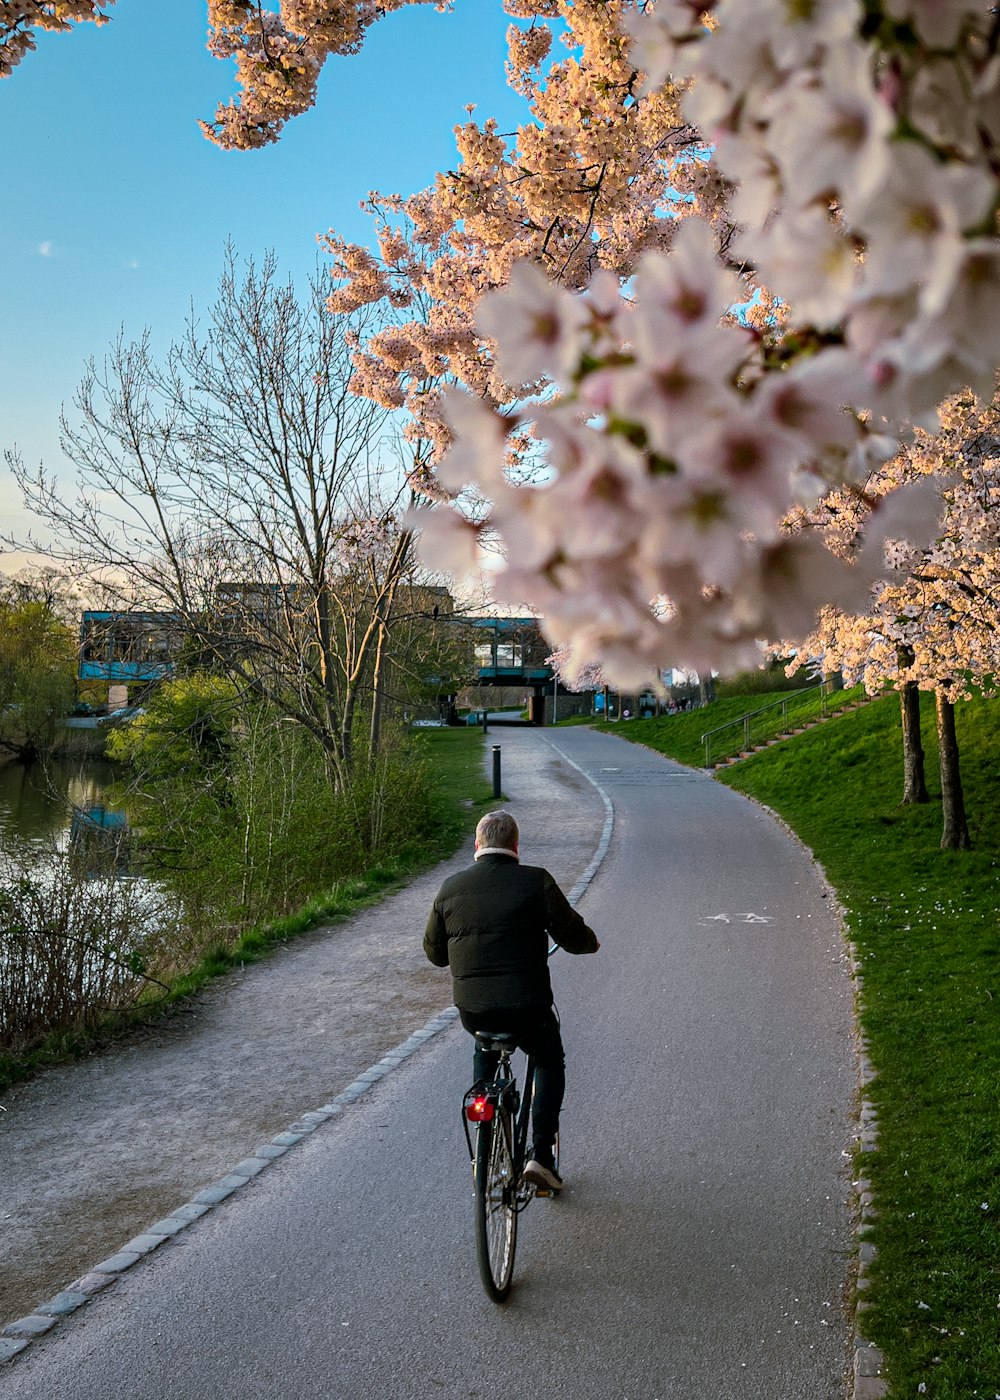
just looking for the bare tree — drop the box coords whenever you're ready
[7,250,423,787]
[366,582,481,748]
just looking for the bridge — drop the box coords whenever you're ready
[78,612,176,696]
[463,616,552,681]
[77,608,563,723]
[463,616,555,723]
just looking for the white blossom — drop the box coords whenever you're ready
[408,505,482,576]
[765,41,894,209]
[475,260,589,388]
[739,206,858,329]
[882,0,982,49]
[851,144,996,304]
[435,386,509,492]
[428,0,1000,683]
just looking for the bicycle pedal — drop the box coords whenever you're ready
[533,1186,553,1197]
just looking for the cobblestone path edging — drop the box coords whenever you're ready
[852,960,888,1400]
[0,752,617,1370]
[0,1009,461,1365]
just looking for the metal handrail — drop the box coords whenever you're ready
[701,680,833,766]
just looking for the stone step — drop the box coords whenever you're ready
[710,696,876,768]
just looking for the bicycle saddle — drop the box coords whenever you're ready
[474,1031,517,1052]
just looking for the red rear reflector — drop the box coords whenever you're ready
[466,1095,494,1123]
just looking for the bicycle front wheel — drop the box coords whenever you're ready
[474,1114,518,1302]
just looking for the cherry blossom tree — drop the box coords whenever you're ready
[214,2,996,692]
[7,2,1000,693]
[788,389,1000,847]
[0,2,112,78]
[405,2,1000,686]
[320,0,712,484]
[546,643,606,694]
[201,1,450,149]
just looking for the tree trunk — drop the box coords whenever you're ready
[368,563,405,757]
[317,727,347,794]
[369,617,389,757]
[935,690,970,850]
[896,645,928,805]
[314,581,346,768]
[900,681,929,804]
[341,684,356,768]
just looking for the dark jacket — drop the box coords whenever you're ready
[423,853,599,1014]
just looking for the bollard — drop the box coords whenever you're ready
[492,744,501,798]
[481,709,488,734]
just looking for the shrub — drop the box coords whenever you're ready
[0,847,178,1054]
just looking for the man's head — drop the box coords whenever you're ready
[474,809,519,857]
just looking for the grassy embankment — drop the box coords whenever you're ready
[565,682,864,764]
[615,689,1000,1398]
[0,725,493,1093]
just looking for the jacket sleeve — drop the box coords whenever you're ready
[542,871,599,954]
[423,899,450,967]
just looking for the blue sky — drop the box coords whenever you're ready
[0,0,528,555]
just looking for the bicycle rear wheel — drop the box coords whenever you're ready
[474,1114,518,1302]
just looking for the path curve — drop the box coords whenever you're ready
[0,728,606,1329]
[2,727,857,1398]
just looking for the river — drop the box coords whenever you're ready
[0,755,183,1051]
[0,756,125,858]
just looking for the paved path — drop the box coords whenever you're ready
[0,727,604,1324]
[2,727,858,1398]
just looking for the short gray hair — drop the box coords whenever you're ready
[475,810,519,851]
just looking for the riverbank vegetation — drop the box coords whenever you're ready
[0,575,78,762]
[616,690,1000,1396]
[0,253,485,1089]
[0,847,179,1059]
[106,675,465,953]
[0,724,491,1093]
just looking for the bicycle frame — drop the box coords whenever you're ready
[462,1044,537,1210]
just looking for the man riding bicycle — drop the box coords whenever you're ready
[424,809,600,1192]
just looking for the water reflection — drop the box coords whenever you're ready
[0,758,125,857]
[1,759,179,1047]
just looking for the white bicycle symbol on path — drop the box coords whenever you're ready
[701,912,774,925]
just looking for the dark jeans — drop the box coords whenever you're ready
[459,1005,565,1161]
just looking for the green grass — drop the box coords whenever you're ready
[715,693,1000,1397]
[410,723,496,822]
[597,684,863,767]
[0,726,493,1093]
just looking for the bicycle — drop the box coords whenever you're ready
[461,1030,560,1303]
